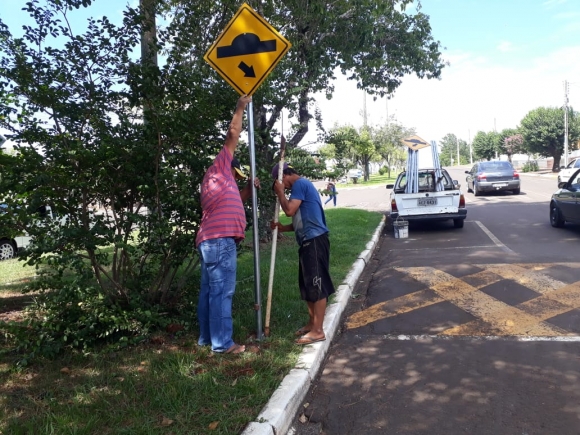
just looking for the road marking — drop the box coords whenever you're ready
[390,245,498,251]
[345,289,443,329]
[399,267,567,336]
[474,220,514,253]
[477,264,564,294]
[345,263,580,337]
[353,334,580,342]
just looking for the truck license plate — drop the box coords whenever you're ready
[418,197,438,206]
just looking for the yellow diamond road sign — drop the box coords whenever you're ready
[204,3,292,96]
[402,135,431,151]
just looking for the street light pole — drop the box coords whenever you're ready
[456,136,460,166]
[564,80,569,167]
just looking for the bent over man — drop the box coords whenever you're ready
[271,151,335,345]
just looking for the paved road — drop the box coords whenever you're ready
[291,169,580,435]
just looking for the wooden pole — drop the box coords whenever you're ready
[265,126,286,337]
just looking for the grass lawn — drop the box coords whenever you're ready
[340,172,399,188]
[0,208,384,435]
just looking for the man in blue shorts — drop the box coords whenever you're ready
[271,151,335,345]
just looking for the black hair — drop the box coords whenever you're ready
[283,167,298,176]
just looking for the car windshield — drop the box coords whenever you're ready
[397,170,453,190]
[479,161,513,171]
[569,171,580,189]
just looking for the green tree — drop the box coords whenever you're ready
[504,133,524,162]
[519,106,580,171]
[472,131,497,161]
[0,0,241,355]
[438,133,470,166]
[372,121,414,177]
[352,127,375,181]
[496,128,518,161]
[324,125,376,182]
[325,125,359,177]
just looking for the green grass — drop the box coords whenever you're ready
[0,258,39,294]
[340,172,399,188]
[0,208,383,435]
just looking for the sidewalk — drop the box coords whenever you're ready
[525,169,558,178]
[242,217,386,435]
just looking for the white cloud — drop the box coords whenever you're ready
[299,43,580,148]
[497,41,515,53]
[543,0,569,8]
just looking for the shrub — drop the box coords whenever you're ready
[521,160,539,172]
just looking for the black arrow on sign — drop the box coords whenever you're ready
[405,138,427,147]
[238,62,256,77]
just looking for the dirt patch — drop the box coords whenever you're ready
[0,294,33,322]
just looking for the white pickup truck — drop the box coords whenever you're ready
[386,168,467,228]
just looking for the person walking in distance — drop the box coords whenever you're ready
[270,147,335,345]
[196,94,259,354]
[324,181,337,207]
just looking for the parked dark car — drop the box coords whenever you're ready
[550,168,580,228]
[465,161,520,196]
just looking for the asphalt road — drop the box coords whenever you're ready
[292,168,580,435]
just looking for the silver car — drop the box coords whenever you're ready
[465,161,520,196]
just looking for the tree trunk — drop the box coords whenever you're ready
[140,0,158,69]
[552,155,562,172]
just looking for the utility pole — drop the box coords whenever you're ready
[564,80,569,167]
[468,129,473,164]
[362,91,368,180]
[494,118,498,160]
[363,91,368,127]
[456,135,460,166]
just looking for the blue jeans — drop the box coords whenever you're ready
[197,237,237,352]
[324,194,336,206]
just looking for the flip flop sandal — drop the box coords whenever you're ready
[295,335,326,345]
[225,343,245,354]
[294,327,311,337]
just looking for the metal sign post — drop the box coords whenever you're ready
[246,101,263,340]
[204,3,291,340]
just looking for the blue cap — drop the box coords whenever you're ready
[271,162,292,179]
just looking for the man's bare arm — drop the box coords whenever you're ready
[273,180,301,216]
[240,177,260,202]
[224,95,252,157]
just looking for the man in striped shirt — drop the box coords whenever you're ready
[196,94,256,354]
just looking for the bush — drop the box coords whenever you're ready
[521,160,539,172]
[0,280,188,364]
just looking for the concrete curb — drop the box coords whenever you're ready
[242,216,386,435]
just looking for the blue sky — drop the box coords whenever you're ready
[2,0,579,148]
[309,0,580,146]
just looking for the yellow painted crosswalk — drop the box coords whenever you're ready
[345,263,580,336]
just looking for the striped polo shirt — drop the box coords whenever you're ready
[195,146,246,247]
